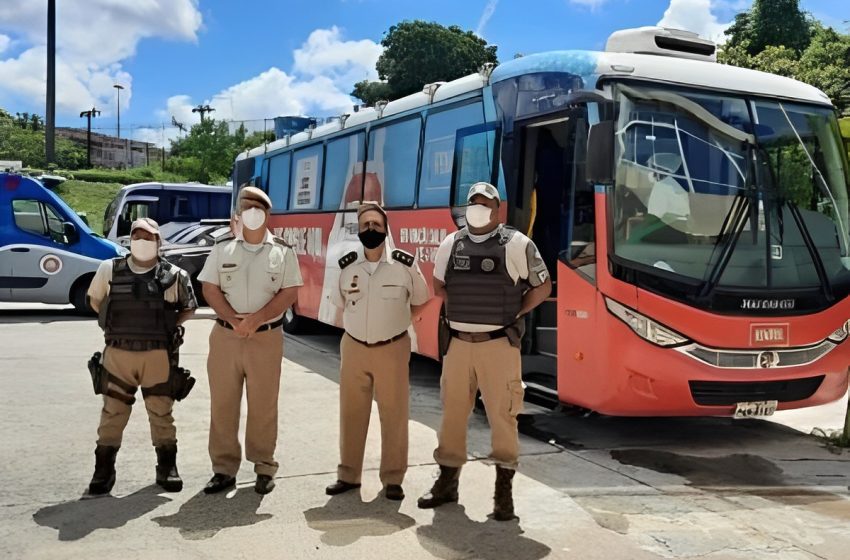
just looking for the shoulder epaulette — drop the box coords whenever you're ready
[498,225,517,246]
[215,232,235,244]
[338,251,358,269]
[391,249,414,267]
[272,236,291,247]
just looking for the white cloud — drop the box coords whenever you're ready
[568,0,610,9]
[293,26,382,86]
[657,0,734,43]
[0,0,201,118]
[476,0,499,37]
[138,27,382,147]
[0,34,9,54]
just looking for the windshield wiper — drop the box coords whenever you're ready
[787,201,834,301]
[698,188,752,299]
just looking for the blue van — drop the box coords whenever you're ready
[0,172,123,310]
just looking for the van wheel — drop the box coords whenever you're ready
[70,279,93,314]
[282,307,302,334]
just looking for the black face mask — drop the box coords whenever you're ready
[358,229,386,249]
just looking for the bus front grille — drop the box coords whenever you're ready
[688,375,825,406]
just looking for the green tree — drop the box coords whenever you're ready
[724,0,811,56]
[350,80,394,106]
[351,20,498,104]
[168,119,241,183]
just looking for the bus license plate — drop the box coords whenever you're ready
[733,400,778,418]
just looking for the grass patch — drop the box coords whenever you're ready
[67,166,190,186]
[54,180,122,235]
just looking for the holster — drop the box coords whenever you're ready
[142,365,195,401]
[438,312,451,357]
[87,351,137,405]
[504,317,526,349]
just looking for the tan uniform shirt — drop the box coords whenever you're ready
[198,231,303,321]
[331,248,429,344]
[87,257,196,311]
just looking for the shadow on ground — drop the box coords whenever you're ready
[415,504,551,560]
[32,485,171,541]
[304,492,415,546]
[152,487,271,540]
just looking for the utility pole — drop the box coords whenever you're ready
[79,107,100,168]
[114,84,124,168]
[191,104,215,122]
[45,0,56,164]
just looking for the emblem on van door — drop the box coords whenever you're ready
[741,298,795,310]
[39,254,63,275]
[757,351,780,368]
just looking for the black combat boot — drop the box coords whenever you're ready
[417,466,460,509]
[87,445,119,496]
[492,466,516,521]
[155,444,183,492]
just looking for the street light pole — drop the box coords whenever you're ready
[45,0,56,164]
[79,107,100,168]
[114,84,124,168]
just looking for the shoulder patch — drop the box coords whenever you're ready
[391,249,414,267]
[215,232,235,244]
[338,251,358,270]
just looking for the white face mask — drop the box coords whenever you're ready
[240,207,266,231]
[130,239,158,262]
[465,204,493,229]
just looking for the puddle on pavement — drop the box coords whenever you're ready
[610,449,785,486]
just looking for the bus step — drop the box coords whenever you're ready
[523,380,560,409]
[535,326,557,356]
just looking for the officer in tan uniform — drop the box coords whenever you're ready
[198,186,303,495]
[418,182,551,520]
[86,217,197,496]
[325,202,430,501]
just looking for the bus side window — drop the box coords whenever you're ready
[290,145,322,211]
[323,132,365,210]
[211,192,232,218]
[369,118,421,208]
[268,152,291,212]
[419,102,486,207]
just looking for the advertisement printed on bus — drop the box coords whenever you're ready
[230,26,850,417]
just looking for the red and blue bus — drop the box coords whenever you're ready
[232,27,850,417]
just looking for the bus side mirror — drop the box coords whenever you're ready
[586,120,614,185]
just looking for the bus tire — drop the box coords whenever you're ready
[70,275,94,314]
[282,306,302,334]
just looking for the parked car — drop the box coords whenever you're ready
[102,182,232,247]
[0,172,123,310]
[160,220,233,305]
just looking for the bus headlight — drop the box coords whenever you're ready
[827,320,850,343]
[605,297,690,347]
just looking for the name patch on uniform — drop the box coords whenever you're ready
[453,255,471,271]
[222,263,238,269]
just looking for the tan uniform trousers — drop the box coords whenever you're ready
[207,323,284,477]
[434,336,525,470]
[338,332,410,486]
[96,347,176,447]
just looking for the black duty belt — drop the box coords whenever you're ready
[348,331,408,347]
[450,328,507,343]
[216,318,284,332]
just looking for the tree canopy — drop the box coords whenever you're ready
[351,20,498,105]
[718,0,850,113]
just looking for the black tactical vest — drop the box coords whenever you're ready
[444,226,525,327]
[100,258,179,350]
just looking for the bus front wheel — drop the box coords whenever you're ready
[282,306,302,334]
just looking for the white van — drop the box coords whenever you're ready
[102,183,233,246]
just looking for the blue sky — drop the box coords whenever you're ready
[0,0,846,145]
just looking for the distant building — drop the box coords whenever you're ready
[56,128,163,169]
[273,116,317,140]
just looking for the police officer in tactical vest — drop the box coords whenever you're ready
[418,182,551,520]
[86,217,197,496]
[325,202,430,501]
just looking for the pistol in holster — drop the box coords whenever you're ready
[505,317,526,349]
[438,312,451,357]
[87,351,137,405]
[141,327,196,401]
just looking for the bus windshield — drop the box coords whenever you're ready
[611,83,850,305]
